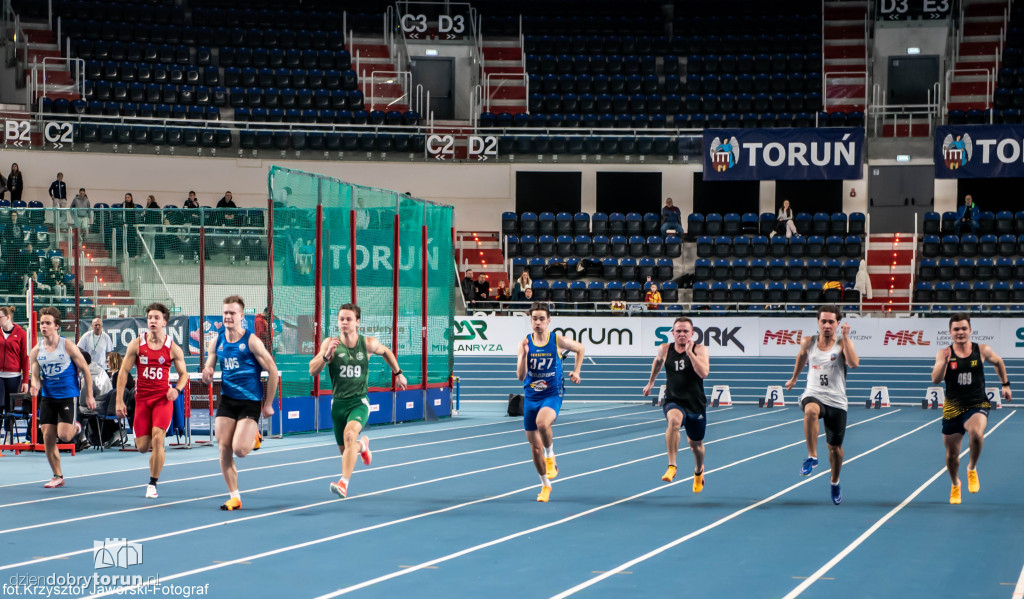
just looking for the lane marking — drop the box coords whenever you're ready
[72,414,803,598]
[0,410,775,572]
[783,410,1015,599]
[548,411,930,599]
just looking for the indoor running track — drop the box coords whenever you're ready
[1,403,1022,599]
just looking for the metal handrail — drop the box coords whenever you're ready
[368,69,412,111]
[483,71,527,114]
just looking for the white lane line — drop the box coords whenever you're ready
[548,410,930,599]
[71,414,799,598]
[783,410,1016,599]
[0,403,648,494]
[1013,561,1024,599]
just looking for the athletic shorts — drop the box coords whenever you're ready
[662,402,707,442]
[216,394,262,422]
[39,396,76,426]
[133,392,176,437]
[331,397,370,446]
[524,391,563,432]
[942,407,989,436]
[800,396,848,447]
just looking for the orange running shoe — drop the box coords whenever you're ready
[44,476,65,489]
[359,436,372,466]
[253,431,262,451]
[950,483,962,505]
[220,497,242,511]
[967,469,980,493]
[693,468,705,494]
[544,456,558,479]
[330,479,348,499]
[536,486,552,502]
[662,465,677,482]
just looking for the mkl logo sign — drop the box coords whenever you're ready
[883,330,931,346]
[941,133,972,170]
[763,330,804,345]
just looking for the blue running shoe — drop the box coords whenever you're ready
[831,482,842,505]
[800,457,818,476]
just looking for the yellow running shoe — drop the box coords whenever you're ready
[693,468,705,494]
[219,497,242,511]
[253,431,262,451]
[661,465,677,482]
[545,457,558,480]
[950,483,962,505]
[536,486,552,502]
[967,469,980,493]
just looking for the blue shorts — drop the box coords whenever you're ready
[942,407,989,436]
[663,402,707,442]
[524,391,563,432]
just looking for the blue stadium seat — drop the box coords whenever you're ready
[520,212,538,235]
[788,235,806,258]
[770,235,788,258]
[505,235,520,257]
[768,258,786,280]
[824,259,843,280]
[723,212,741,236]
[922,211,940,235]
[656,258,673,280]
[665,235,682,258]
[694,258,712,281]
[591,235,610,257]
[940,234,960,257]
[705,213,723,235]
[591,212,608,236]
[609,212,626,235]
[519,234,538,257]
[997,234,1015,257]
[573,235,592,257]
[751,235,769,257]
[787,259,806,281]
[556,211,573,235]
[960,234,979,257]
[573,212,590,235]
[712,258,730,280]
[696,235,714,258]
[714,235,732,258]
[628,235,646,257]
[843,259,860,282]
[995,257,1013,279]
[502,211,518,235]
[732,258,750,280]
[794,212,812,236]
[556,234,574,257]
[845,235,863,259]
[976,257,994,280]
[624,281,643,302]
[918,258,936,281]
[732,235,751,258]
[610,235,628,257]
[687,213,705,236]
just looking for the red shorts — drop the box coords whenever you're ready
[133,393,174,438]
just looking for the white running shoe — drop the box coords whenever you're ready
[145,484,158,498]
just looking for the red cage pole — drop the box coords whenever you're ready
[73,227,80,340]
[29,279,37,448]
[350,208,357,304]
[392,212,400,397]
[421,220,428,393]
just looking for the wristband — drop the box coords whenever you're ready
[394,369,403,376]
[1002,381,1011,386]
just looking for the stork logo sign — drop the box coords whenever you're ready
[709,136,739,172]
[941,133,972,171]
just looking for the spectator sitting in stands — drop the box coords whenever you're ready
[17,242,37,275]
[3,211,25,249]
[474,273,490,303]
[26,270,50,294]
[46,257,67,297]
[183,190,200,209]
[955,194,978,236]
[512,271,531,300]
[461,269,475,301]
[495,280,510,302]
[294,236,313,275]
[145,194,160,209]
[645,282,662,310]
[776,199,797,238]
[661,197,682,237]
[108,351,136,433]
[517,287,536,310]
[123,192,136,209]
[217,190,238,226]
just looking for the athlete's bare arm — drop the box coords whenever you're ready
[115,338,140,418]
[516,337,529,382]
[168,342,189,402]
[309,337,340,376]
[365,336,408,390]
[201,337,218,384]
[785,336,813,390]
[556,335,584,384]
[838,322,859,369]
[65,341,95,410]
[247,335,279,416]
[931,346,952,385]
[643,343,670,396]
[979,344,1011,402]
[688,342,711,379]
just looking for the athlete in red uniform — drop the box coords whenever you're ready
[115,303,188,499]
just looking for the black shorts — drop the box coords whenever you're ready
[39,396,76,426]
[663,402,707,442]
[216,394,262,422]
[800,397,848,447]
[942,407,989,436]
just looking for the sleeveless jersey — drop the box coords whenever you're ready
[137,334,173,401]
[217,330,263,402]
[664,344,707,413]
[328,335,369,401]
[523,333,563,398]
[943,343,988,419]
[38,337,79,399]
[800,335,848,410]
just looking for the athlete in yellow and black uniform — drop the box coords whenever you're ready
[931,313,1011,505]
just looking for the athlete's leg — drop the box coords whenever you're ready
[536,406,558,473]
[802,401,821,458]
[231,418,259,459]
[826,443,843,484]
[664,408,683,467]
[525,430,546,476]
[340,420,364,480]
[943,432,963,485]
[216,416,239,493]
[41,424,62,477]
[149,427,166,479]
[689,439,705,473]
[963,411,988,471]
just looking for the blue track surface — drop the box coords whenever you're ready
[1,357,1022,598]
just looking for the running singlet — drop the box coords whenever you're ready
[137,334,173,401]
[664,343,707,412]
[38,338,79,399]
[523,333,563,398]
[217,330,263,402]
[328,335,370,401]
[800,335,848,410]
[943,343,988,418]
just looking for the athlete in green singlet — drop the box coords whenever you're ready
[309,303,407,499]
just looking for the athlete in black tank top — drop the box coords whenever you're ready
[931,314,1011,505]
[643,317,711,494]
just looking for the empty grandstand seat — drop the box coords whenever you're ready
[549,281,569,302]
[502,212,518,235]
[788,235,806,258]
[538,212,556,235]
[646,235,664,257]
[609,212,626,235]
[696,235,713,258]
[770,235,788,258]
[845,235,863,259]
[997,234,1016,257]
[713,235,732,258]
[922,211,940,235]
[705,213,723,235]
[732,235,751,258]
[573,212,590,235]
[933,281,953,303]
[918,258,936,281]
[959,234,979,257]
[922,235,940,258]
[995,257,1013,279]
[520,212,538,235]
[556,234,574,257]
[751,235,769,257]
[824,259,843,280]
[794,212,811,236]
[556,212,573,235]
[665,235,682,258]
[625,212,643,235]
[573,235,592,257]
[591,212,608,236]
[830,212,847,235]
[941,211,957,234]
[937,257,956,281]
[976,257,994,280]
[914,281,933,305]
[787,259,806,281]
[952,281,972,303]
[591,234,610,257]
[694,258,712,281]
[532,279,550,301]
[768,258,786,280]
[767,281,785,303]
[538,234,556,257]
[528,257,547,280]
[723,212,741,236]
[519,234,538,257]
[687,213,704,236]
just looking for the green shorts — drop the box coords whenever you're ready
[331,396,370,446]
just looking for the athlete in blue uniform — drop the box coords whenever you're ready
[202,296,279,510]
[516,302,584,502]
[29,307,94,488]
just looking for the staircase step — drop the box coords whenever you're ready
[482,46,523,61]
[352,44,390,59]
[947,100,990,112]
[483,64,525,76]
[881,123,933,137]
[24,29,55,44]
[823,62,867,74]
[965,2,1011,17]
[963,20,1005,37]
[869,273,914,288]
[824,4,868,20]
[824,24,865,38]
[485,103,528,114]
[954,58,996,71]
[949,80,991,96]
[824,45,865,60]
[826,82,866,99]
[487,85,527,100]
[357,64,396,77]
[959,40,1002,56]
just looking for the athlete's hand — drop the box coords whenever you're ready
[396,373,408,390]
[263,403,275,418]
[568,372,581,384]
[19,382,28,394]
[1002,386,1012,403]
[840,322,850,339]
[941,346,952,362]
[642,382,653,396]
[684,339,695,354]
[29,381,39,397]
[324,337,341,359]
[201,365,214,385]
[115,400,127,419]
[85,393,96,411]
[166,387,179,402]
[784,377,797,391]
